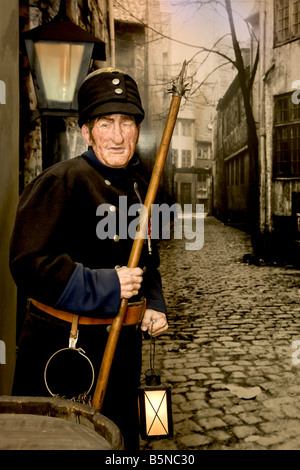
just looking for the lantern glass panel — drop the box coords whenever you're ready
[145,389,169,436]
[34,41,85,103]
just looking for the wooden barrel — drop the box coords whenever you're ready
[0,396,124,450]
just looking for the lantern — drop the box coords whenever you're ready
[23,0,106,116]
[138,331,173,440]
[138,369,173,440]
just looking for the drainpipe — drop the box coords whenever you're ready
[144,0,149,128]
[108,0,115,67]
[262,7,271,237]
[260,6,267,235]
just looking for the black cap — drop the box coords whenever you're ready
[78,68,145,127]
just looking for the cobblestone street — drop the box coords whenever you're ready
[140,216,300,451]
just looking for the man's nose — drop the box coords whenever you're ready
[111,122,124,143]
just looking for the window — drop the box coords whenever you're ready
[115,37,135,74]
[197,143,211,159]
[293,0,300,35]
[240,155,245,185]
[226,154,245,186]
[181,150,191,167]
[197,173,207,194]
[181,120,192,137]
[223,94,242,136]
[229,160,234,186]
[197,147,203,158]
[197,173,206,183]
[226,164,230,187]
[172,149,178,167]
[235,159,239,186]
[274,93,300,176]
[275,0,300,44]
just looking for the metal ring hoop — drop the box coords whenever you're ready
[44,347,95,398]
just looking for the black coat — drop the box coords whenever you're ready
[10,148,167,450]
[10,148,166,315]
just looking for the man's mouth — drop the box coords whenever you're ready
[109,147,125,153]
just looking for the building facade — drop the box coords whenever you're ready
[213,63,252,226]
[172,107,213,214]
[113,0,173,203]
[171,44,236,215]
[259,0,300,261]
[213,0,300,263]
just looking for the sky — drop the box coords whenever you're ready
[156,0,257,104]
[159,0,256,64]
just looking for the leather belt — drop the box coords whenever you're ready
[30,298,146,326]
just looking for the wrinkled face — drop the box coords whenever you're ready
[81,113,140,168]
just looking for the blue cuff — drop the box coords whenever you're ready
[143,268,167,315]
[55,263,121,316]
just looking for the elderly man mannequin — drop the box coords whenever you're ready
[10,68,168,450]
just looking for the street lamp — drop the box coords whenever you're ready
[23,0,106,117]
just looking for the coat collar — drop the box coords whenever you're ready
[82,146,141,183]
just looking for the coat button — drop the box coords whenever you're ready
[105,179,111,185]
[113,234,119,242]
[115,88,123,94]
[112,78,120,85]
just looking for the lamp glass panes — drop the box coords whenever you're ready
[138,382,173,440]
[34,41,85,103]
[25,36,93,113]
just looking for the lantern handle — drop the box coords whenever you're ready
[149,321,156,370]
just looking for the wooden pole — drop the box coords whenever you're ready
[92,62,187,411]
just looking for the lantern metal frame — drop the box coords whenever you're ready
[138,371,173,440]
